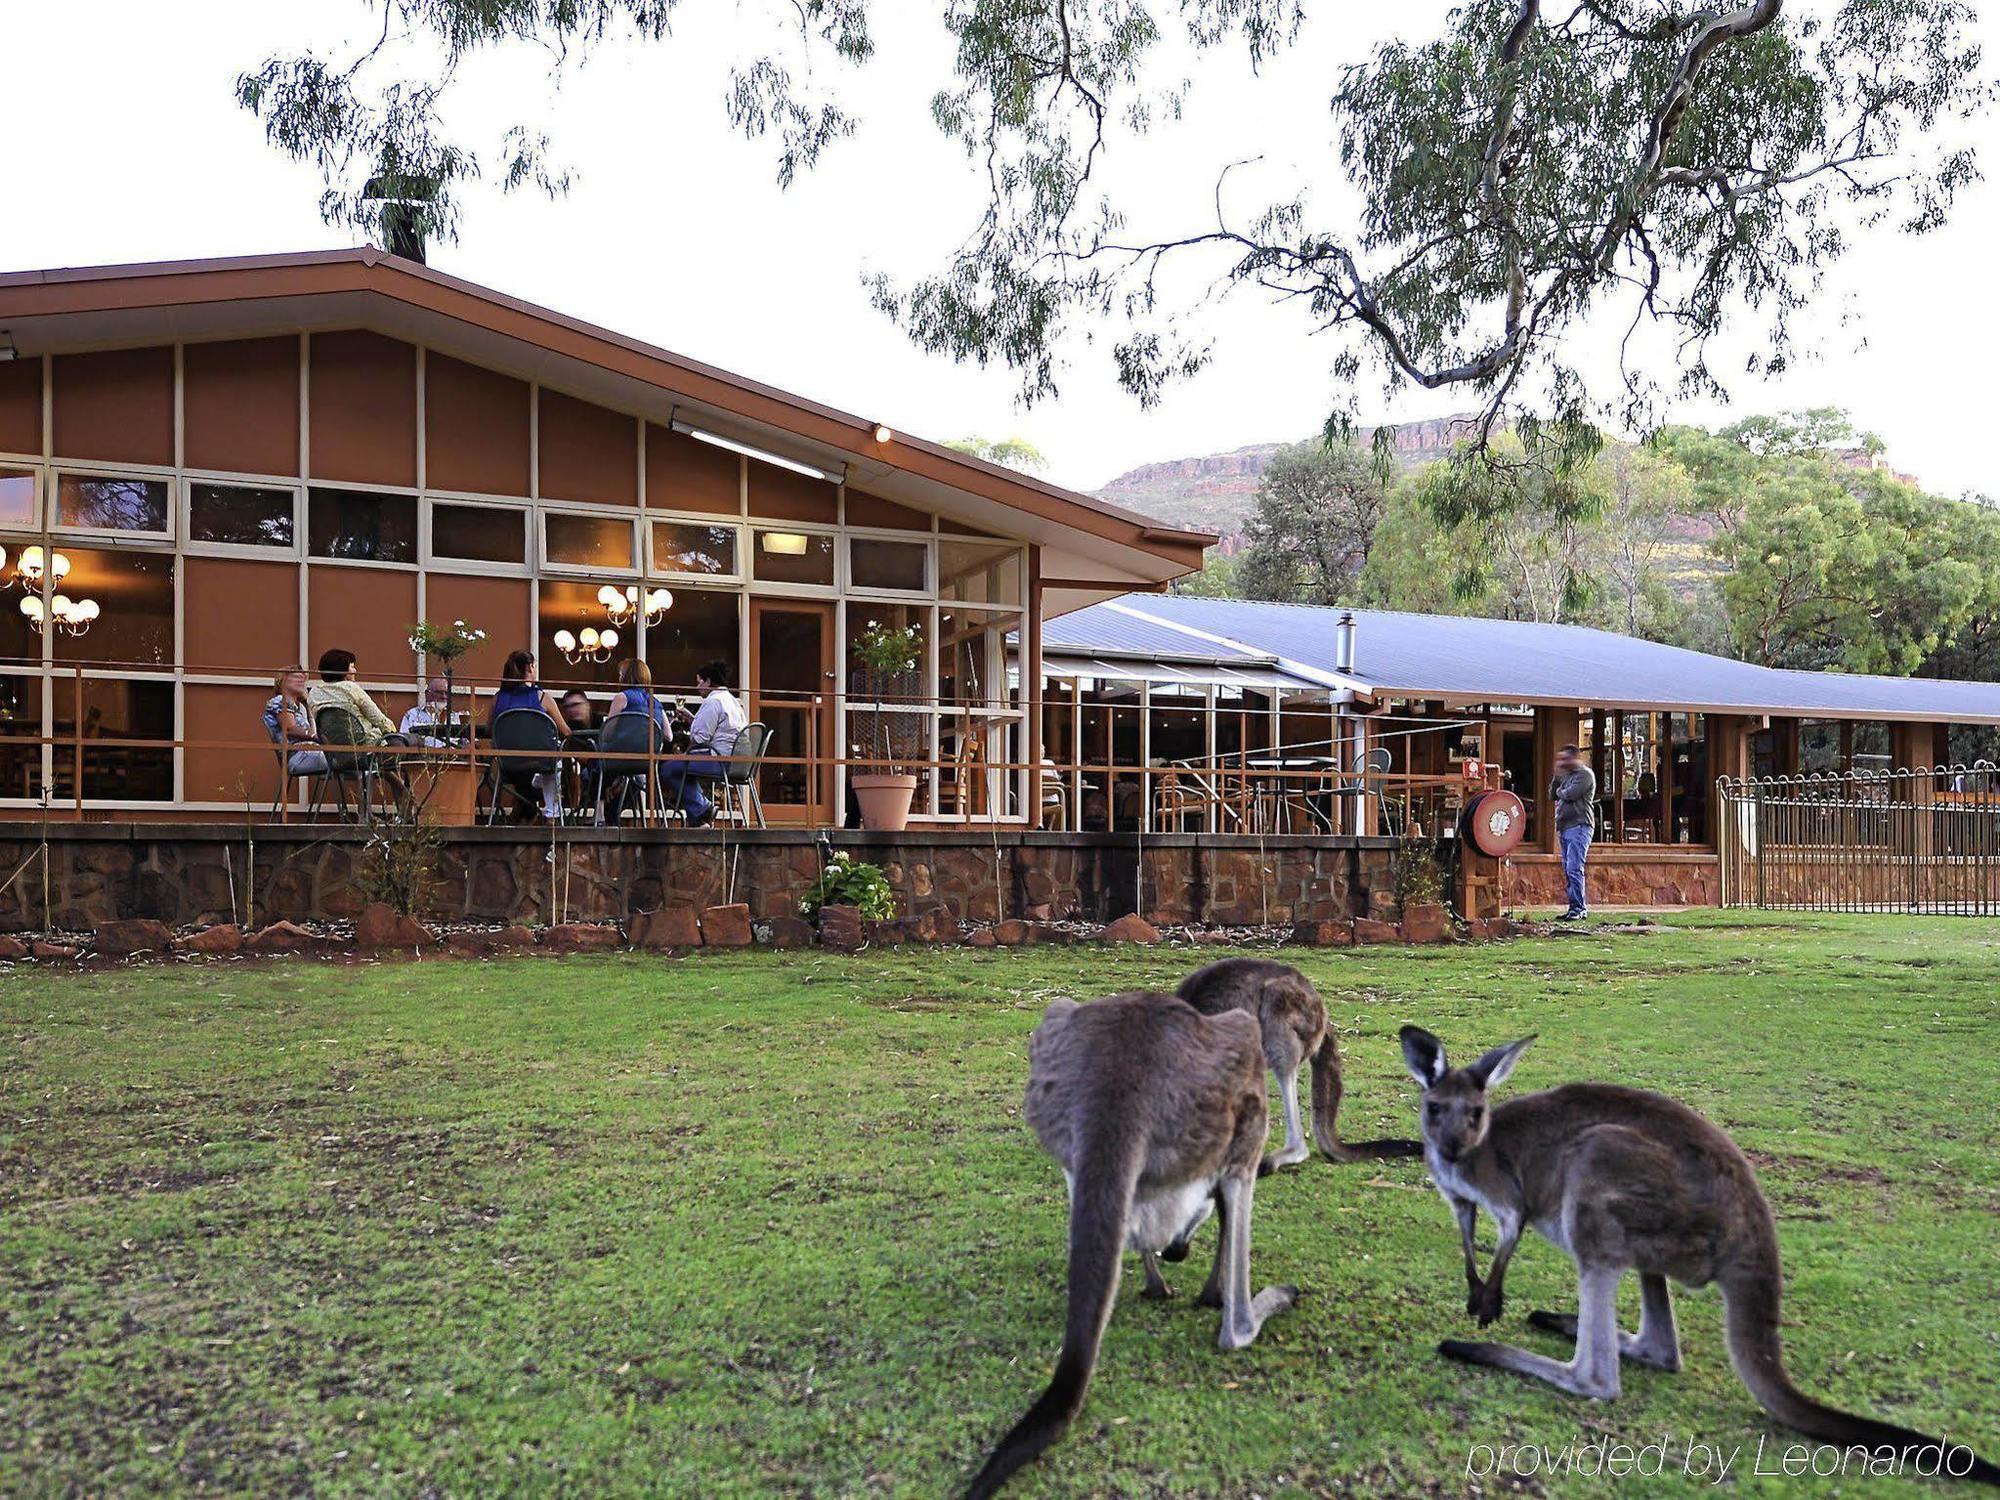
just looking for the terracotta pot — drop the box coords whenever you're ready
[852,772,919,832]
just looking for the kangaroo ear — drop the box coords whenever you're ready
[1469,1035,1536,1091]
[1400,1026,1448,1087]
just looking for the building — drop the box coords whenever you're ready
[1036,595,2000,905]
[0,250,1208,822]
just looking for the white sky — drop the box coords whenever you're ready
[7,2,1997,499]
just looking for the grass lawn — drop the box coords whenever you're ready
[4,911,1999,1497]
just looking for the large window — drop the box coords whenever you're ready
[752,529,833,586]
[650,519,737,577]
[938,540,1022,607]
[189,482,295,549]
[850,537,927,592]
[432,502,527,565]
[309,487,416,563]
[536,579,629,689]
[0,468,37,529]
[544,512,635,571]
[57,473,171,535]
[49,548,176,667]
[643,588,739,695]
[51,677,174,801]
[0,673,40,798]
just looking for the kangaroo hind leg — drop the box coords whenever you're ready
[1443,1264,1623,1399]
[1260,1067,1310,1175]
[1527,1273,1680,1372]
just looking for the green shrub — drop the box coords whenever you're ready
[800,852,897,922]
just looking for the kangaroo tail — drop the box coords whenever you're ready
[965,1136,1141,1500]
[1310,1032,1422,1163]
[1722,1260,1999,1486]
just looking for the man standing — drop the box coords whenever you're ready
[1548,743,1597,921]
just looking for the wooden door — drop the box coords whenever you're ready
[748,599,836,823]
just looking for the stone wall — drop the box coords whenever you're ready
[1502,848,1721,909]
[0,824,1400,931]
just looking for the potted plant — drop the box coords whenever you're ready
[848,618,924,831]
[407,618,487,723]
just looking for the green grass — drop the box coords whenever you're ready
[4,912,1999,1497]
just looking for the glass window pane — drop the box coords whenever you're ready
[651,519,737,576]
[308,487,417,563]
[50,677,174,801]
[57,474,170,533]
[0,548,43,663]
[643,588,739,697]
[938,541,1023,607]
[752,529,833,586]
[432,502,526,565]
[49,547,176,667]
[545,512,635,570]
[189,482,295,548]
[0,468,37,529]
[0,673,41,799]
[536,579,631,690]
[851,538,927,592]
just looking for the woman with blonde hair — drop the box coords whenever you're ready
[261,665,328,776]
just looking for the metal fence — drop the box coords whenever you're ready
[1718,765,2000,914]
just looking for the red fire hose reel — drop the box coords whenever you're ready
[1461,788,1527,857]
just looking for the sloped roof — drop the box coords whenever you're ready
[1043,595,2000,725]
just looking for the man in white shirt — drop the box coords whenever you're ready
[399,675,456,745]
[667,659,748,826]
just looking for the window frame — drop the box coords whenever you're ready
[747,522,839,596]
[181,472,304,558]
[50,464,177,544]
[538,503,640,578]
[421,492,533,575]
[645,511,745,584]
[845,529,933,599]
[0,460,46,535]
[304,481,423,571]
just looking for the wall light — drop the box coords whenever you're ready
[670,418,842,484]
[761,531,810,557]
[872,423,893,444]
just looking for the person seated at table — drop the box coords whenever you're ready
[559,689,599,736]
[399,675,458,745]
[262,666,328,778]
[609,659,670,733]
[664,658,746,827]
[490,650,568,821]
[307,647,412,807]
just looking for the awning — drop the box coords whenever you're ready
[1039,653,1323,693]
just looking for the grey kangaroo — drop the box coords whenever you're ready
[1400,1027,1999,1485]
[1176,958,1421,1174]
[965,992,1298,1499]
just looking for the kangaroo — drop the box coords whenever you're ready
[1399,1027,1999,1486]
[965,991,1299,1499]
[1176,958,1421,1173]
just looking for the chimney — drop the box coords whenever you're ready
[361,172,438,265]
[1335,611,1358,675]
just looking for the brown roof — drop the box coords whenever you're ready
[0,249,1212,575]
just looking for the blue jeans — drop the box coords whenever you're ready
[664,758,726,820]
[1559,823,1592,914]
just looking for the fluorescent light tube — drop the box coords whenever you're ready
[670,419,841,484]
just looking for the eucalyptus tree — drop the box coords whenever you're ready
[238,2,1986,480]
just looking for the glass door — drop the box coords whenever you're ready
[749,599,835,823]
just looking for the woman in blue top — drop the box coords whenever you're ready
[489,650,568,820]
[610,658,670,732]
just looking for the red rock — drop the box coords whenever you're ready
[762,916,815,950]
[1191,929,1231,945]
[33,941,79,961]
[1023,902,1053,922]
[1025,922,1074,945]
[180,924,243,955]
[94,918,176,959]
[1366,891,1402,922]
[1352,916,1401,945]
[1400,902,1452,944]
[863,918,906,947]
[545,923,625,951]
[247,921,318,954]
[355,902,433,949]
[628,905,700,950]
[0,935,29,960]
[817,904,864,952]
[699,904,753,948]
[1102,914,1161,944]
[444,930,498,954]
[993,919,1031,945]
[1290,919,1354,947]
[497,924,537,948]
[963,928,997,948]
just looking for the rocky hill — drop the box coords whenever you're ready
[1094,415,1486,536]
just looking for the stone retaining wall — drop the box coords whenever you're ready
[0,825,1402,932]
[1502,848,1721,908]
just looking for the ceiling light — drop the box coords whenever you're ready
[761,531,809,557]
[670,419,842,484]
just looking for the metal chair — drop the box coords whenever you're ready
[268,743,329,817]
[590,711,664,827]
[487,709,565,824]
[691,721,770,828]
[313,704,379,823]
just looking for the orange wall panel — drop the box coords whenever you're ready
[538,390,637,506]
[184,681,283,806]
[422,572,532,687]
[184,556,302,674]
[308,331,418,488]
[52,347,174,466]
[307,564,419,681]
[645,423,739,515]
[425,353,530,497]
[0,357,42,456]
[845,489,929,531]
[183,337,301,477]
[748,457,837,523]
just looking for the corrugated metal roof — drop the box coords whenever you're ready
[1042,596,2000,725]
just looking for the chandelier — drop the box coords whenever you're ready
[553,624,619,665]
[1,545,70,591]
[20,592,98,636]
[597,584,672,628]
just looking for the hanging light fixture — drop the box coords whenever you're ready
[554,624,618,665]
[18,547,71,587]
[598,584,673,627]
